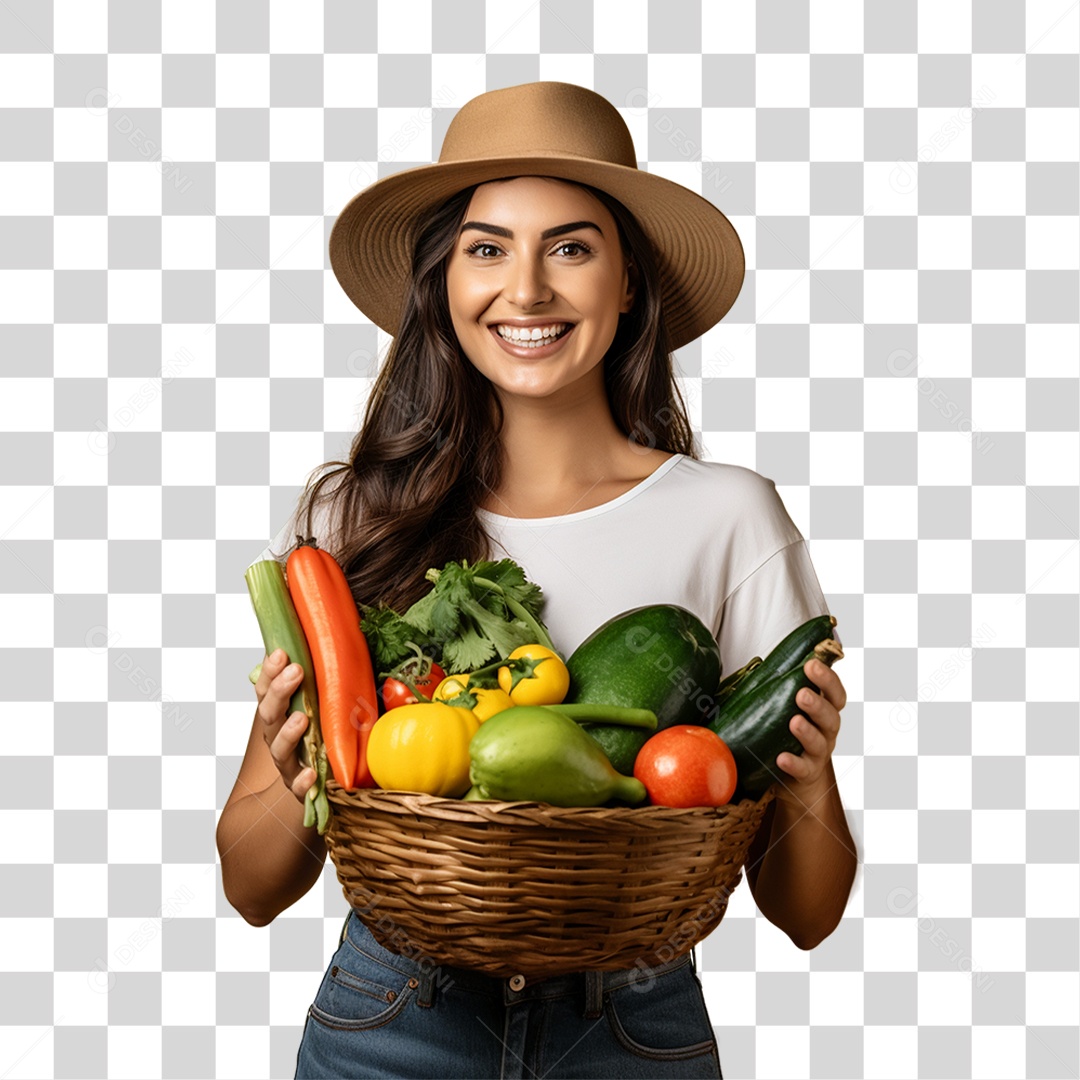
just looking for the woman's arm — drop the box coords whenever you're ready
[742,658,858,950]
[216,703,328,926]
[224,497,343,924]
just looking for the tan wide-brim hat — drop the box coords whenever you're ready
[328,80,744,352]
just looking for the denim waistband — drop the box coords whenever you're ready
[340,908,694,1005]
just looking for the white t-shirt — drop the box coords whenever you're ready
[249,454,833,679]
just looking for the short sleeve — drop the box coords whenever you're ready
[716,539,832,678]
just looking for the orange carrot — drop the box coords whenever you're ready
[285,539,379,790]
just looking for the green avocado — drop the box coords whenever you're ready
[566,604,722,732]
[578,724,651,776]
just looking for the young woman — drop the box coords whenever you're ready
[218,81,856,1080]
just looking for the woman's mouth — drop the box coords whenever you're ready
[488,323,575,358]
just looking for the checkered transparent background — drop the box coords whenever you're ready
[2,1,1079,1077]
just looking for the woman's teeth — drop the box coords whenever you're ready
[495,323,569,346]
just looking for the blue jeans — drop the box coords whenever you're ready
[295,910,722,1079]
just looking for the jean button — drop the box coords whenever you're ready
[508,974,526,991]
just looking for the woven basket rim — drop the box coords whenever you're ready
[324,780,775,826]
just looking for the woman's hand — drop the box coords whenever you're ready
[773,657,848,806]
[254,648,319,805]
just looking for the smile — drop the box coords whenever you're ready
[488,323,576,357]
[494,323,571,345]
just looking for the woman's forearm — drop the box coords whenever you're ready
[751,761,858,949]
[217,763,328,926]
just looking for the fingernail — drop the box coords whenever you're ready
[272,649,284,662]
[286,664,300,677]
[799,689,813,705]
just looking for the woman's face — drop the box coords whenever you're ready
[444,176,636,401]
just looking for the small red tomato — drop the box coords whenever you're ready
[381,660,447,712]
[412,661,446,700]
[633,726,738,808]
[380,677,415,712]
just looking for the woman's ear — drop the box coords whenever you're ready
[620,260,638,314]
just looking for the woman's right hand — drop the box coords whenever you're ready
[254,648,318,804]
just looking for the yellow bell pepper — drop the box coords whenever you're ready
[433,673,514,722]
[366,701,479,797]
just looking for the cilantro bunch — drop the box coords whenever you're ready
[360,558,562,675]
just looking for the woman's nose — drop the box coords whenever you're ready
[502,255,554,307]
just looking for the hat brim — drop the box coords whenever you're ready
[328,154,745,353]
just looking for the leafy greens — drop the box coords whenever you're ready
[360,557,560,675]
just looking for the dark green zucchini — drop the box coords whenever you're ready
[715,655,764,710]
[711,636,844,798]
[720,614,837,718]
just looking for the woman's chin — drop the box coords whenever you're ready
[487,366,594,401]
[492,378,564,401]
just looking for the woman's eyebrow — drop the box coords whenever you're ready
[460,220,604,241]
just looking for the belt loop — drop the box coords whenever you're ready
[415,965,436,1008]
[583,970,603,1019]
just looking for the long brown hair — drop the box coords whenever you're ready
[282,177,699,613]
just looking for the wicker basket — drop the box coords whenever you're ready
[322,780,775,978]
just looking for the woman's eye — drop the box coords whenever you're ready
[463,240,593,258]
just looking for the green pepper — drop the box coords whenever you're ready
[468,705,649,806]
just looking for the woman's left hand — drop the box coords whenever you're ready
[774,657,848,805]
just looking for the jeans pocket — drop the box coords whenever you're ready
[308,935,418,1032]
[604,960,719,1063]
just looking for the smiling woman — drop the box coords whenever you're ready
[446,178,634,381]
[254,162,702,616]
[440,176,698,521]
[220,79,854,1080]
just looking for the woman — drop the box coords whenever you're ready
[218,81,857,1080]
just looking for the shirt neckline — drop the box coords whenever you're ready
[477,453,685,527]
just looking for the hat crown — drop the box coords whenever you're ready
[438,81,638,170]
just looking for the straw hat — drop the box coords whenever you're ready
[328,80,744,352]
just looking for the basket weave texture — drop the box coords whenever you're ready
[323,781,775,978]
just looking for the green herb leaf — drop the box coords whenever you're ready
[459,596,531,660]
[360,603,432,673]
[470,559,545,619]
[432,560,479,609]
[427,588,469,644]
[362,557,552,676]
[399,586,441,635]
[442,621,497,672]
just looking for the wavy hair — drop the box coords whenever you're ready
[279,177,699,613]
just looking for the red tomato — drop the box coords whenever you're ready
[413,661,446,699]
[380,677,415,712]
[381,661,446,712]
[633,726,738,808]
